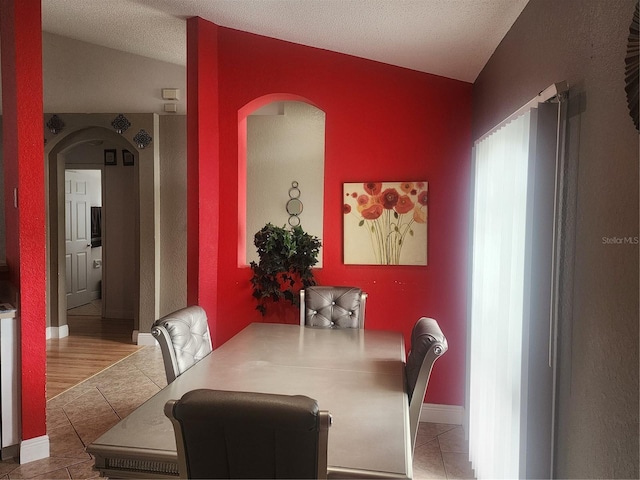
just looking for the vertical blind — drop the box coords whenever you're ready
[467,83,566,480]
[468,111,532,479]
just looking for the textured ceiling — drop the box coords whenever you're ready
[41,0,529,83]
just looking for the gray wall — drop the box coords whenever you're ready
[473,0,639,478]
[159,115,187,316]
[0,33,189,329]
[64,144,136,319]
[42,32,186,115]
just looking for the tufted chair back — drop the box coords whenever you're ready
[405,317,448,454]
[300,286,367,328]
[151,305,213,384]
[165,389,332,479]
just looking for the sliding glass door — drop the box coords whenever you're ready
[467,101,563,479]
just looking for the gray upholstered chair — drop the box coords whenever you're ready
[165,389,332,479]
[151,305,213,384]
[405,317,448,454]
[300,286,367,328]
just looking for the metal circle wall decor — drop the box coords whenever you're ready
[286,181,303,227]
[625,1,639,131]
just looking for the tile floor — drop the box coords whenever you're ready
[0,345,474,479]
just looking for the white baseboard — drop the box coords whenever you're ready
[420,403,464,425]
[136,332,156,346]
[45,324,69,340]
[20,435,50,464]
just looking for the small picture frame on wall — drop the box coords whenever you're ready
[104,149,117,166]
[122,149,134,166]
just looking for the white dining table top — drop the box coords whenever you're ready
[88,322,412,479]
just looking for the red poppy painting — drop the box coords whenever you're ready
[343,181,428,265]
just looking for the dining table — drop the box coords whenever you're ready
[87,322,413,479]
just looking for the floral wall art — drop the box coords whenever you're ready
[343,182,428,265]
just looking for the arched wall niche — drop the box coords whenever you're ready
[238,94,325,267]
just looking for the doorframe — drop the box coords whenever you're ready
[46,126,140,338]
[63,166,104,313]
[44,114,161,344]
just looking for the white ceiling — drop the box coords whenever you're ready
[41,0,529,83]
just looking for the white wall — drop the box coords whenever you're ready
[0,32,185,116]
[246,101,325,265]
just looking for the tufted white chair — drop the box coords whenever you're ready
[405,317,448,454]
[300,286,367,329]
[151,305,213,384]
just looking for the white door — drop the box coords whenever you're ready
[65,171,94,309]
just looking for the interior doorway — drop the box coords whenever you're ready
[47,126,140,338]
[65,169,102,311]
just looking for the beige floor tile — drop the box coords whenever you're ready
[47,384,96,409]
[67,459,101,479]
[62,389,114,425]
[0,459,19,477]
[120,347,167,388]
[415,422,442,447]
[415,422,458,448]
[438,425,468,454]
[104,382,161,418]
[48,423,90,460]
[5,457,84,479]
[71,411,120,447]
[16,467,71,480]
[442,451,474,479]
[46,406,71,431]
[412,438,447,479]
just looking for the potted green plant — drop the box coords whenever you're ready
[250,223,321,316]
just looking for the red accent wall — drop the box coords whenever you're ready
[186,17,220,340]
[190,22,472,406]
[0,0,47,440]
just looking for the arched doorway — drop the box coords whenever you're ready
[46,126,140,338]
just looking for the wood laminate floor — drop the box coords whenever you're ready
[46,304,142,399]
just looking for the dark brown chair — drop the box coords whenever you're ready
[164,389,332,479]
[405,317,448,454]
[300,286,367,328]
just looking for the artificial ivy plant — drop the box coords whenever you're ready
[250,223,321,316]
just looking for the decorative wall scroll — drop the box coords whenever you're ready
[133,129,152,149]
[47,114,65,134]
[111,114,131,134]
[343,181,428,265]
